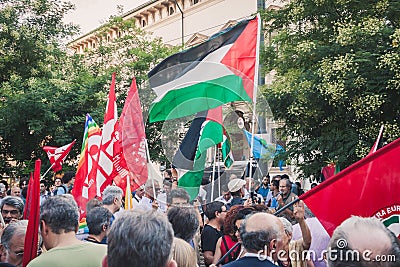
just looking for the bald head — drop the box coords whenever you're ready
[245,212,282,232]
[328,216,400,267]
[240,212,287,257]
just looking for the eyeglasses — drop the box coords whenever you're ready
[7,247,42,257]
[1,209,19,215]
[8,250,24,257]
[234,225,240,232]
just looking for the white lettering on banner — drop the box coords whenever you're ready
[138,140,146,159]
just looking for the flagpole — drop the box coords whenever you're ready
[144,139,156,199]
[215,242,241,266]
[274,198,300,216]
[248,13,262,193]
[210,145,217,201]
[41,163,55,179]
[217,151,221,198]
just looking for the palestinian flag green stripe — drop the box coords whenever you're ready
[196,120,223,159]
[148,16,259,122]
[150,74,250,122]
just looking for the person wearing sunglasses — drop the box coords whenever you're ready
[0,196,24,225]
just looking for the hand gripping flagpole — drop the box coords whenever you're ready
[248,14,262,192]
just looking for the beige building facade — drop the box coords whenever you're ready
[69,0,266,52]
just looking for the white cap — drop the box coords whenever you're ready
[228,179,246,193]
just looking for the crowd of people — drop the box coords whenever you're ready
[0,170,398,267]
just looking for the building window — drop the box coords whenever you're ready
[191,0,200,5]
[169,6,175,15]
[142,19,147,27]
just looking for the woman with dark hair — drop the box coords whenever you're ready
[212,206,257,265]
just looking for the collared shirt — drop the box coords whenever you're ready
[136,196,162,213]
[215,195,233,205]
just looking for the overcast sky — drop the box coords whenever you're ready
[64,0,148,34]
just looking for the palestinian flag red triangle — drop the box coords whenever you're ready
[148,15,260,122]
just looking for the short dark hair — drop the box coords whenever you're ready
[167,206,199,242]
[40,180,47,187]
[204,201,225,220]
[62,171,75,184]
[271,179,279,188]
[86,197,103,213]
[40,195,79,234]
[108,210,174,267]
[86,207,112,235]
[19,177,29,188]
[0,196,24,214]
[167,188,190,205]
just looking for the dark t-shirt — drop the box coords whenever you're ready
[201,224,223,253]
[201,224,223,266]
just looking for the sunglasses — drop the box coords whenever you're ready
[1,209,19,215]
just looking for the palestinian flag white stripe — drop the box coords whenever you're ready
[148,16,259,122]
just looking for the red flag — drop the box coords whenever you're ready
[23,172,33,219]
[87,73,118,199]
[114,77,148,192]
[300,138,400,237]
[72,114,102,218]
[22,159,40,267]
[369,124,384,154]
[321,163,336,181]
[42,140,76,172]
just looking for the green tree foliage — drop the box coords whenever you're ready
[0,0,83,177]
[79,16,178,163]
[261,0,400,178]
[0,0,177,178]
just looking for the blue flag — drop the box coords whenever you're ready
[243,130,285,169]
[243,129,269,159]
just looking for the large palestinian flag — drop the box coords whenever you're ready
[148,15,260,122]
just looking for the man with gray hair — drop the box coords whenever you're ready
[101,186,123,216]
[107,210,177,267]
[0,196,24,225]
[0,220,28,267]
[327,216,400,267]
[224,212,288,267]
[27,195,106,267]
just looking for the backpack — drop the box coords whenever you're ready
[53,185,68,195]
